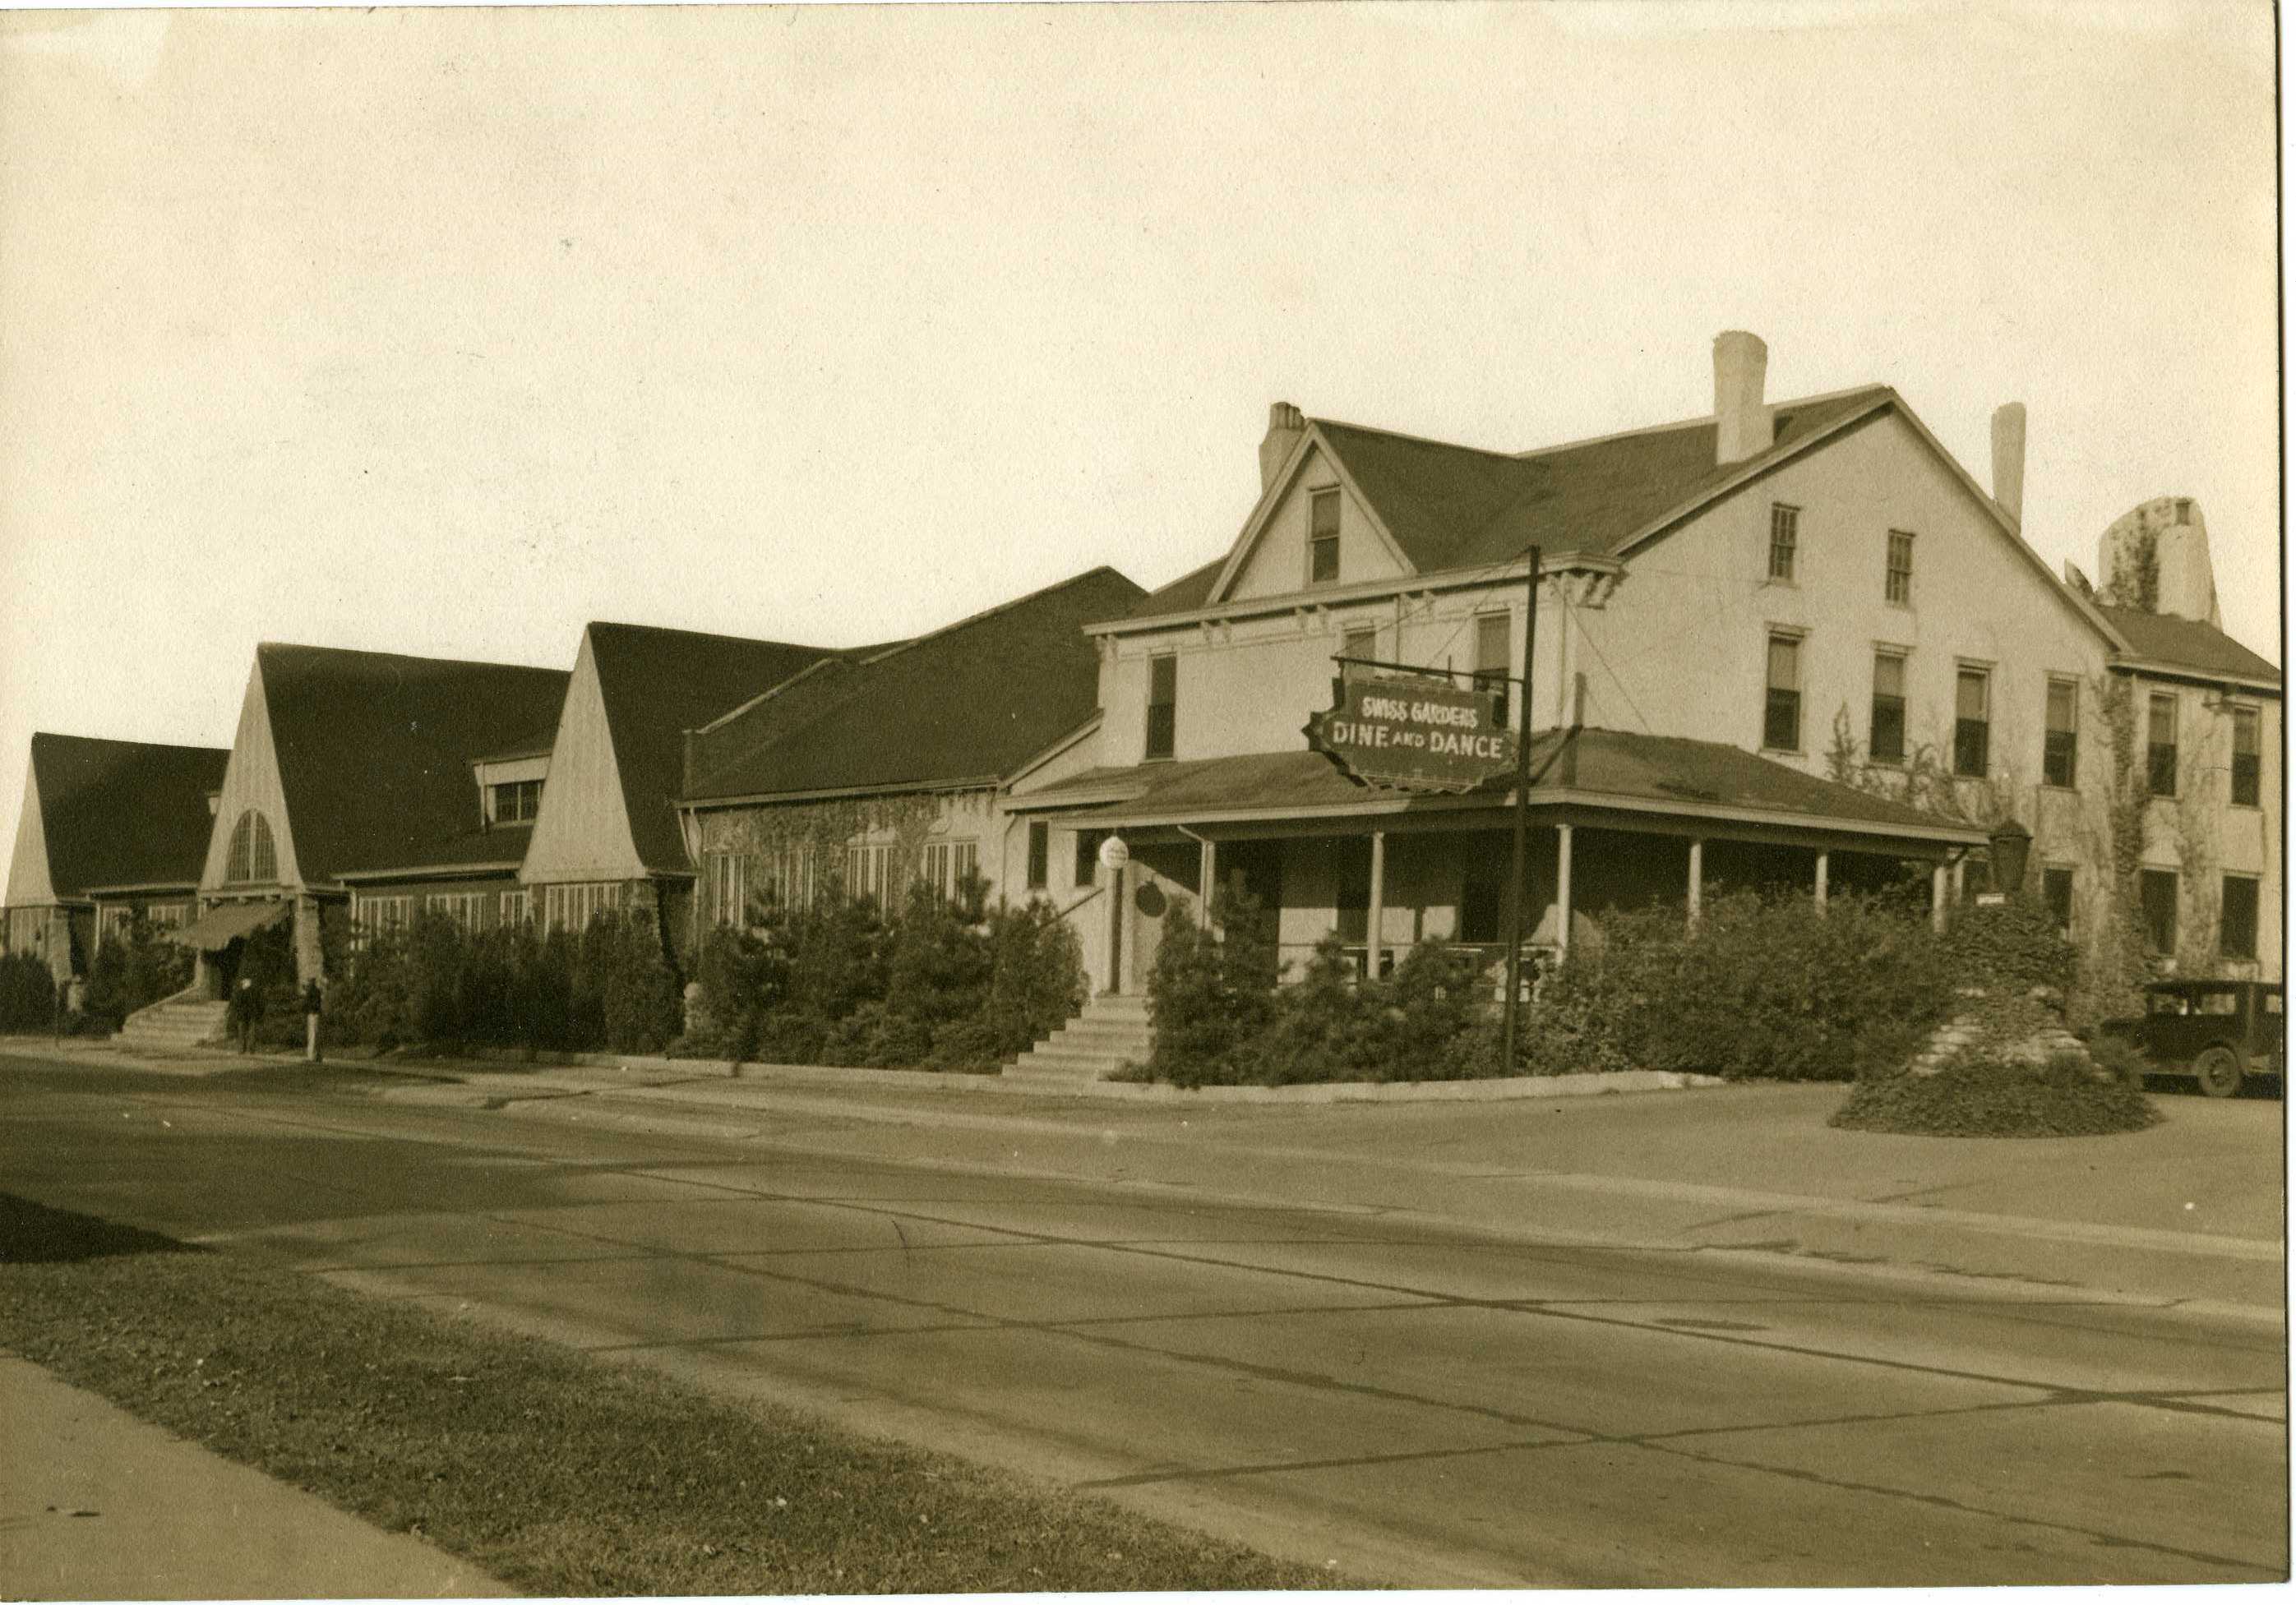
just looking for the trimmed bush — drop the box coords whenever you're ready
[79,916,194,1034]
[1832,1052,2158,1138]
[0,954,59,1032]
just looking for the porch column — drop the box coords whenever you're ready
[1198,837,1217,930]
[1555,823,1574,957]
[1931,863,1950,933]
[1366,830,1387,982]
[1950,856,1966,906]
[1687,838,1703,926]
[1813,851,1830,914]
[1105,861,1125,994]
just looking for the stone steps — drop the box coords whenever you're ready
[116,997,229,1049]
[1005,994,1153,1084]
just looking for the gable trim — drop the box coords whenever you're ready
[1205,424,1416,606]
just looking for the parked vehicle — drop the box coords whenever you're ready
[2099,980,2284,1097]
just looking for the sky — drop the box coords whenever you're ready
[0,1,2280,860]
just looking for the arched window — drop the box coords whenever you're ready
[224,810,278,884]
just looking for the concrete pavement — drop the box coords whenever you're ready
[0,1051,2284,1586]
[0,1353,508,1600]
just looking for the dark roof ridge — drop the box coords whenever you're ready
[688,656,856,740]
[255,639,567,676]
[852,564,1139,670]
[32,730,229,758]
[1508,382,1895,461]
[583,618,843,655]
[1305,415,1526,461]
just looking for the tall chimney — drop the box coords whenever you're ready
[1712,331,1772,464]
[1991,402,2026,524]
[1259,402,1305,491]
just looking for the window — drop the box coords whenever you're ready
[2231,705,2261,807]
[1026,821,1050,891]
[1309,489,1341,584]
[1885,530,1915,605]
[2043,677,2079,788]
[1471,613,1513,730]
[488,778,542,826]
[98,905,134,945]
[2041,866,2075,935]
[1953,666,1991,778]
[1869,652,1907,764]
[1767,504,1799,581]
[2139,869,2178,957]
[146,902,188,931]
[706,851,746,929]
[1145,653,1177,760]
[845,843,894,906]
[499,889,532,926]
[224,810,279,884]
[1339,625,1377,683]
[920,839,980,902]
[1074,829,1106,888]
[756,846,818,912]
[2146,692,2178,797]
[355,892,414,939]
[1763,633,1802,751]
[427,892,487,932]
[543,881,624,934]
[2221,875,2260,961]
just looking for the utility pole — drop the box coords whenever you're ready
[1499,547,1543,1071]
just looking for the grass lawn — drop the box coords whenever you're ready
[0,1194,1342,1595]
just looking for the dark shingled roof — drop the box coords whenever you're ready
[27,733,230,897]
[1128,387,1894,618]
[2095,606,2280,685]
[259,644,571,883]
[1022,726,1980,839]
[685,567,1147,802]
[582,624,855,874]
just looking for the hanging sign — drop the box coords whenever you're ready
[1097,835,1132,874]
[1305,673,1518,794]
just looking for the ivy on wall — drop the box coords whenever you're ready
[694,791,979,911]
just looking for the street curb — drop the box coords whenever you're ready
[612,1054,1728,1103]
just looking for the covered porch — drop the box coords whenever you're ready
[1014,730,1989,996]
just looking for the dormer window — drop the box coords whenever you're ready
[489,778,542,825]
[1309,488,1341,584]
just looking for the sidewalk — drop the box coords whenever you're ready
[0,1353,507,1600]
[7,1035,2285,1320]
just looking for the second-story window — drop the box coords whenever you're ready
[1026,821,1050,891]
[1309,488,1342,584]
[1869,650,1906,763]
[1886,530,1915,605]
[1953,666,1990,777]
[490,778,542,825]
[1768,504,1799,581]
[2146,692,2178,797]
[2231,704,2261,806]
[1146,653,1178,760]
[1474,613,1512,729]
[2043,677,2079,788]
[1763,632,1802,752]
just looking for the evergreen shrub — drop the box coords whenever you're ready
[0,954,58,1032]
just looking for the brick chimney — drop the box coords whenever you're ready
[1990,402,2026,524]
[1712,332,1772,464]
[1260,402,1305,491]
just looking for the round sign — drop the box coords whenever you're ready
[1097,835,1131,873]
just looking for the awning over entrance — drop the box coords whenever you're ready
[169,899,290,952]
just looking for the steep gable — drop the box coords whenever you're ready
[521,624,846,883]
[5,768,51,905]
[19,734,230,898]
[1221,440,1410,602]
[252,644,571,884]
[201,659,304,892]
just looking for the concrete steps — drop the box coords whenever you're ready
[116,995,229,1050]
[1004,994,1153,1085]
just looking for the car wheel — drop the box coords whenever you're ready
[2195,1045,2245,1099]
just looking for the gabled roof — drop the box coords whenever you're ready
[684,567,1147,804]
[1129,387,1895,620]
[582,623,854,874]
[1014,727,1984,845]
[259,644,571,883]
[2095,606,2281,687]
[21,733,229,897]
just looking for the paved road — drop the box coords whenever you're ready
[0,1057,2284,1587]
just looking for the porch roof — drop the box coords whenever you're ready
[1011,728,1989,848]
